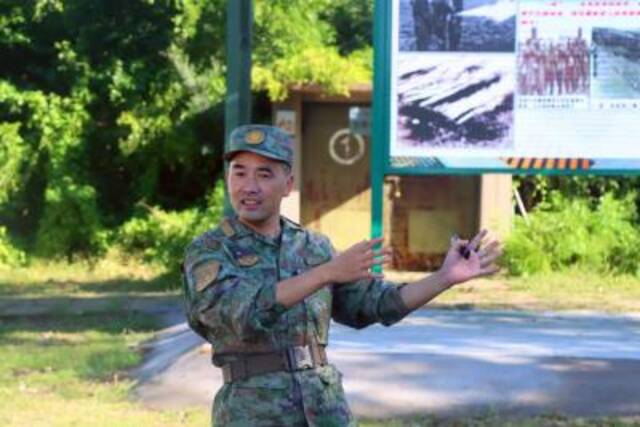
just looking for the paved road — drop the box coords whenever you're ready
[133,309,640,418]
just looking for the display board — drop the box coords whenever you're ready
[383,0,640,174]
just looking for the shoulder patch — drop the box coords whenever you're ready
[193,261,221,292]
[237,254,260,267]
[203,235,221,251]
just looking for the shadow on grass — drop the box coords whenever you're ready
[0,311,162,381]
[0,270,185,321]
[0,311,158,335]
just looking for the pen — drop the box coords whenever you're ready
[452,234,472,260]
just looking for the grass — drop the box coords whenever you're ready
[0,253,205,426]
[0,311,207,427]
[0,251,179,297]
[386,269,640,314]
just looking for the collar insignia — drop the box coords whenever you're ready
[238,254,260,267]
[221,219,236,237]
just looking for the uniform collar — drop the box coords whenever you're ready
[225,215,301,246]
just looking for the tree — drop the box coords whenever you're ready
[0,0,374,259]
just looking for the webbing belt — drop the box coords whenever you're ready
[220,341,328,383]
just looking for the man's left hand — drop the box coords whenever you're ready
[438,229,501,287]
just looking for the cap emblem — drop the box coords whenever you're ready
[245,130,265,145]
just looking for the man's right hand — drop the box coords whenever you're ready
[318,237,392,284]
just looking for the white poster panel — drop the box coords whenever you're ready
[390,0,640,171]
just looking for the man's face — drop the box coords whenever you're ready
[227,151,293,233]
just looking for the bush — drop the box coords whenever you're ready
[116,180,224,270]
[503,192,640,276]
[0,226,26,266]
[35,178,106,259]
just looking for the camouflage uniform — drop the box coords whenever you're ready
[184,216,410,426]
[182,125,411,426]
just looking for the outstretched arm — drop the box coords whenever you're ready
[275,237,391,308]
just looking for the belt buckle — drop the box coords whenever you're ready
[288,346,314,370]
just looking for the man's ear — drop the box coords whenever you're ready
[283,173,294,197]
[224,165,232,186]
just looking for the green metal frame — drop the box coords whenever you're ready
[225,0,253,138]
[371,0,392,242]
[224,0,253,215]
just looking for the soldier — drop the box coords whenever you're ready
[556,42,567,96]
[413,0,462,51]
[183,124,501,427]
[448,0,464,51]
[545,43,557,95]
[575,28,589,93]
[434,0,462,51]
[591,44,598,79]
[412,0,432,51]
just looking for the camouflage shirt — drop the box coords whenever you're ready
[183,216,411,427]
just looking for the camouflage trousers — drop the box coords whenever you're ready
[212,364,356,427]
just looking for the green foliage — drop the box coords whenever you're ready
[117,208,200,269]
[35,177,106,258]
[253,47,372,101]
[0,226,26,266]
[0,80,88,182]
[252,0,372,100]
[0,0,375,262]
[504,191,640,276]
[0,122,27,203]
[0,78,96,257]
[0,0,216,259]
[515,175,640,212]
[117,180,224,269]
[319,0,373,55]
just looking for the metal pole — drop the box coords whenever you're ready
[224,0,253,215]
[371,0,391,272]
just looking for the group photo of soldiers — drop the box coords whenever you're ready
[399,0,516,52]
[517,27,591,97]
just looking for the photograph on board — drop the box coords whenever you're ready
[399,0,516,52]
[591,27,640,99]
[395,54,514,152]
[516,26,591,97]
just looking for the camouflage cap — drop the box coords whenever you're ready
[224,125,293,166]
